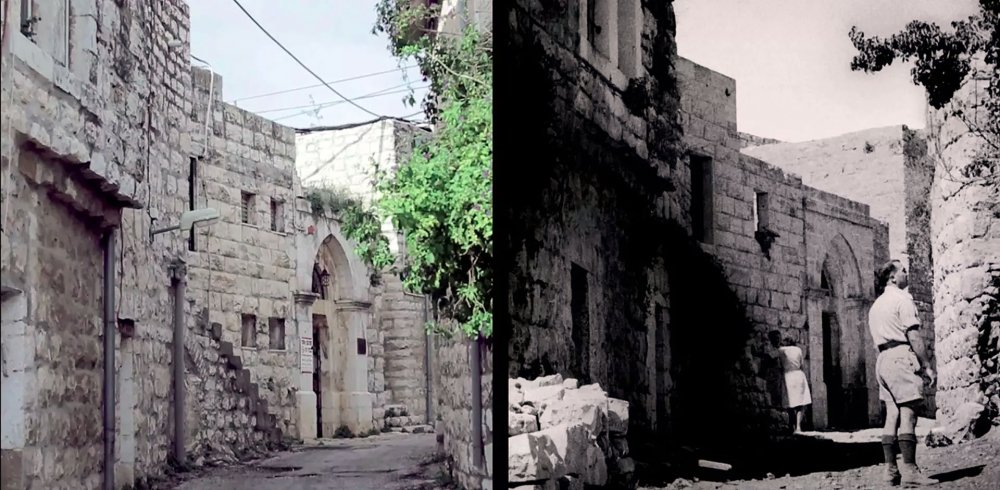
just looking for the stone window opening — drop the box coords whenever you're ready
[579,0,643,82]
[753,191,770,232]
[241,314,257,348]
[690,154,714,244]
[268,317,285,350]
[20,0,71,67]
[270,198,285,233]
[188,157,198,251]
[570,262,591,385]
[241,191,255,225]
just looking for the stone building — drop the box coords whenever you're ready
[503,1,888,468]
[742,125,938,412]
[0,1,430,488]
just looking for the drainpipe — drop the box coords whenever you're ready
[424,295,433,425]
[102,229,117,490]
[170,258,187,465]
[470,334,483,469]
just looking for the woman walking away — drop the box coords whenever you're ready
[779,337,812,433]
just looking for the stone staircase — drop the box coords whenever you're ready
[383,404,432,434]
[185,307,286,464]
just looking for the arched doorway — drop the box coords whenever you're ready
[807,234,874,430]
[307,233,375,437]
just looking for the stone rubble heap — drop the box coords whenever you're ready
[508,374,635,489]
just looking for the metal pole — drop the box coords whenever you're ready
[102,229,117,490]
[470,334,483,469]
[171,259,187,464]
[424,295,433,425]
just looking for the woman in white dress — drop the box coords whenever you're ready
[779,337,812,433]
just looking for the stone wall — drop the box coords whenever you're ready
[738,131,783,149]
[183,66,301,439]
[433,334,492,490]
[742,124,938,414]
[295,120,431,422]
[927,63,1000,429]
[504,1,887,464]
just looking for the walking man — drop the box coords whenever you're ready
[869,260,938,486]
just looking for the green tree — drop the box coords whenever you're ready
[849,0,998,186]
[335,1,492,339]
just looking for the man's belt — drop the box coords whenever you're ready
[878,340,910,352]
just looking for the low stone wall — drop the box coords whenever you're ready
[433,334,493,490]
[509,375,634,489]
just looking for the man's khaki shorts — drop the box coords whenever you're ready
[876,345,924,405]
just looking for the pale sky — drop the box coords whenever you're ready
[188,0,427,129]
[675,0,981,142]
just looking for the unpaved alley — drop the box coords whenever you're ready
[163,433,444,490]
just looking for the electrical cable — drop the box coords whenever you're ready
[231,0,385,118]
[230,65,419,104]
[259,83,428,116]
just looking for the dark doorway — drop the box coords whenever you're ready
[822,311,844,428]
[312,314,327,438]
[571,263,591,384]
[654,303,673,438]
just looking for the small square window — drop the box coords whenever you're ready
[241,192,256,224]
[241,314,257,348]
[268,317,285,350]
[270,198,284,232]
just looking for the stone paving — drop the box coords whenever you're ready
[171,433,441,490]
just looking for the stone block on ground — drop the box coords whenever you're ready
[607,398,629,435]
[384,404,408,418]
[522,384,566,409]
[508,422,608,486]
[510,412,540,436]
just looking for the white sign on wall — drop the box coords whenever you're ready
[300,337,314,373]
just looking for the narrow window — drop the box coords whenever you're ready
[270,198,284,232]
[690,155,714,243]
[241,191,255,224]
[754,191,770,232]
[268,317,285,350]
[585,0,612,59]
[57,0,69,66]
[19,0,33,38]
[188,157,197,251]
[571,263,591,384]
[241,314,256,348]
[617,0,640,77]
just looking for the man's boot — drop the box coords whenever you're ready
[881,435,901,486]
[898,433,937,486]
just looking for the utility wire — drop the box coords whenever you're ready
[272,86,429,122]
[229,65,419,104]
[257,82,426,114]
[231,0,384,118]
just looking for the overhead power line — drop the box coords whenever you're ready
[231,0,385,119]
[257,81,426,114]
[271,85,430,122]
[229,64,419,104]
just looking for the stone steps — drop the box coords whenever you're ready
[208,321,283,445]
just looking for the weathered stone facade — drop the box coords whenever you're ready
[432,334,492,490]
[925,62,1000,430]
[503,2,888,468]
[743,125,938,413]
[294,119,433,430]
[0,2,432,488]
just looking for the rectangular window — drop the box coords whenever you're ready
[268,317,285,350]
[188,157,198,251]
[241,314,256,348]
[571,263,591,385]
[23,0,70,66]
[585,0,612,59]
[241,191,255,224]
[19,0,33,37]
[754,191,770,232]
[617,0,640,77]
[690,154,714,243]
[270,198,284,233]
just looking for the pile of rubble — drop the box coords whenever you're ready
[508,374,635,489]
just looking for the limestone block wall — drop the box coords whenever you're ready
[183,66,300,438]
[927,65,1000,427]
[433,335,492,490]
[1,0,197,487]
[374,274,430,421]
